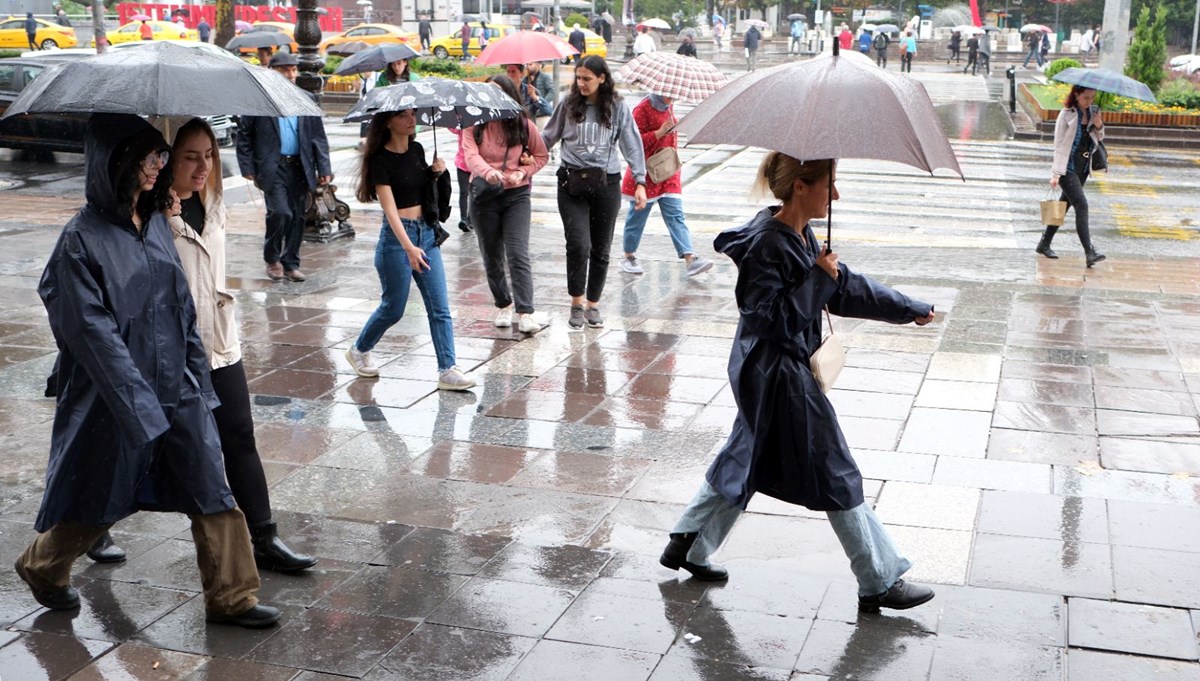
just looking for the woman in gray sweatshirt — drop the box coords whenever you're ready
[542,55,647,330]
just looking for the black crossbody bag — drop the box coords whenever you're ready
[561,110,617,199]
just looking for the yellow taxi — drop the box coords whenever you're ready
[0,16,77,50]
[233,21,298,55]
[319,23,418,54]
[429,22,516,59]
[103,20,198,46]
[571,27,607,59]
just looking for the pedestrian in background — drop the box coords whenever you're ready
[1039,31,1051,64]
[963,33,978,75]
[837,23,852,51]
[139,19,153,40]
[900,30,916,73]
[1037,85,1106,267]
[660,154,937,615]
[873,30,889,67]
[418,15,432,53]
[236,53,333,283]
[712,16,724,51]
[197,17,211,43]
[569,23,587,62]
[947,30,961,63]
[477,19,491,53]
[542,56,647,330]
[1022,30,1043,68]
[743,24,761,72]
[857,28,871,54]
[790,18,805,55]
[619,93,713,278]
[25,12,38,50]
[978,30,991,75]
[20,114,280,629]
[55,6,71,27]
[1079,26,1094,62]
[461,75,551,335]
[633,25,656,56]
[345,109,477,390]
[460,20,472,61]
[677,34,697,57]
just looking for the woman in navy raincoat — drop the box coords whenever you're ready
[15,114,279,628]
[660,154,938,613]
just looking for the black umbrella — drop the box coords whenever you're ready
[225,31,292,51]
[327,40,372,56]
[1,41,321,118]
[335,43,421,76]
[344,78,523,156]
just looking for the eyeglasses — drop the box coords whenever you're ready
[141,150,170,170]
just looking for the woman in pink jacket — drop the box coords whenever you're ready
[461,74,551,335]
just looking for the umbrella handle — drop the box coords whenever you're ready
[826,164,833,251]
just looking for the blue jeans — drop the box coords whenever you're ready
[673,481,912,597]
[355,218,457,372]
[1023,46,1043,67]
[622,196,694,258]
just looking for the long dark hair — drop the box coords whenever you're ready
[1064,84,1093,110]
[113,137,173,227]
[382,58,412,84]
[356,111,418,204]
[475,74,529,149]
[566,55,620,128]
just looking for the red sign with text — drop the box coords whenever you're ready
[115,3,343,32]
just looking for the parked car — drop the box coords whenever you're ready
[319,23,418,54]
[233,21,298,55]
[0,16,78,50]
[428,22,516,59]
[99,20,198,46]
[0,55,236,153]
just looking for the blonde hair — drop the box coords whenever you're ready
[753,153,834,202]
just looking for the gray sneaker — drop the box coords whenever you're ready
[437,366,477,391]
[584,306,604,328]
[568,305,585,330]
[345,347,379,378]
[686,257,715,277]
[620,255,644,275]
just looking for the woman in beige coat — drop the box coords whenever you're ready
[1036,85,1106,267]
[89,118,316,573]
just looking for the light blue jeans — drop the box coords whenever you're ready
[356,218,457,372]
[622,196,694,258]
[673,481,912,597]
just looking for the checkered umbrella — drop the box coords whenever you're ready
[617,52,729,103]
[1051,67,1157,103]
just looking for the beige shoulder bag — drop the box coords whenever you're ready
[809,307,844,394]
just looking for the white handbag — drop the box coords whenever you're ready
[809,307,844,394]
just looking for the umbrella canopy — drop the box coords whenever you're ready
[674,48,962,245]
[343,78,523,128]
[618,52,728,102]
[1,41,322,119]
[327,40,373,56]
[982,25,1001,32]
[334,43,421,75]
[474,30,577,66]
[744,19,769,31]
[130,13,151,20]
[954,25,983,35]
[1051,67,1157,103]
[1020,23,1052,33]
[787,13,806,20]
[637,18,672,30]
[225,31,291,51]
[873,23,900,33]
[235,19,252,31]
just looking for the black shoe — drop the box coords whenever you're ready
[458,220,473,233]
[1036,227,1059,259]
[858,579,935,612]
[206,603,281,628]
[86,532,127,564]
[250,520,317,574]
[659,532,729,582]
[14,560,80,610]
[1085,249,1106,268]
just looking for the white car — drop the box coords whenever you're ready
[1169,54,1200,75]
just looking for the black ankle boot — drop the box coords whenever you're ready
[86,532,127,564]
[659,532,729,582]
[249,520,317,574]
[1036,226,1059,259]
[1085,246,1106,268]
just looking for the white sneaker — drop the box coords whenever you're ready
[517,312,548,335]
[345,347,379,378]
[495,306,514,328]
[620,255,644,275]
[438,366,477,391]
[686,257,715,276]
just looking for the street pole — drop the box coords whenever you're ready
[1192,0,1198,54]
[552,0,561,106]
[91,0,107,53]
[1098,0,1130,73]
[294,0,323,99]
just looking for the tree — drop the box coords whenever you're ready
[215,0,235,50]
[1125,4,1167,94]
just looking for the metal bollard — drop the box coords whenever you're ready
[1006,65,1017,115]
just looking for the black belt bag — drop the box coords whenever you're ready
[559,166,609,198]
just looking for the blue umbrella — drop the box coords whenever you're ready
[1051,67,1156,103]
[334,43,421,76]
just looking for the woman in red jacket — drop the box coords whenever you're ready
[618,94,713,277]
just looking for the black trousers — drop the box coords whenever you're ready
[456,167,472,229]
[556,170,622,302]
[210,360,271,526]
[263,160,308,271]
[901,52,913,72]
[1058,167,1093,248]
[876,49,887,67]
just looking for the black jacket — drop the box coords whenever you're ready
[744,27,761,50]
[236,110,331,191]
[36,114,235,531]
[676,41,697,57]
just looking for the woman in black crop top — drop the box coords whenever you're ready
[345,109,476,390]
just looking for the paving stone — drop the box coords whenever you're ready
[898,408,992,458]
[1113,545,1200,609]
[794,616,935,680]
[1066,649,1200,681]
[874,482,980,531]
[0,631,114,680]
[915,380,998,412]
[180,658,301,681]
[373,624,536,681]
[134,597,304,658]
[477,542,612,591]
[1054,465,1200,506]
[714,514,849,578]
[315,565,468,619]
[935,584,1065,646]
[993,400,1097,435]
[926,352,1002,383]
[838,415,904,451]
[426,577,576,637]
[545,589,693,654]
[699,566,828,618]
[13,579,192,643]
[369,526,512,575]
[1108,500,1200,554]
[977,491,1109,544]
[827,389,915,420]
[927,637,1062,681]
[883,525,973,586]
[1100,437,1200,476]
[674,607,811,669]
[248,607,416,677]
[986,428,1099,466]
[647,648,791,680]
[970,534,1113,599]
[505,639,659,681]
[997,377,1095,407]
[931,456,1052,493]
[1069,597,1198,660]
[814,580,940,634]
[69,641,208,680]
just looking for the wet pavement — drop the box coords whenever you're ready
[2,62,1200,679]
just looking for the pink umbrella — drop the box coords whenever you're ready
[474,30,577,66]
[130,13,152,21]
[235,20,253,32]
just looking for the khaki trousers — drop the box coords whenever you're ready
[18,508,260,616]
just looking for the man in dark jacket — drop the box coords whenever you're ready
[873,30,889,67]
[236,52,331,283]
[568,23,586,63]
[744,25,760,71]
[676,34,697,57]
[418,16,432,52]
[24,12,38,50]
[17,114,279,629]
[197,17,211,43]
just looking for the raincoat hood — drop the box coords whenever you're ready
[714,207,786,266]
[85,113,168,225]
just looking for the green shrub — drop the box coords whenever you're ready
[461,63,503,78]
[564,13,590,29]
[0,49,22,59]
[412,57,465,78]
[1125,5,1167,94]
[322,55,343,75]
[1044,58,1081,81]
[1158,77,1200,109]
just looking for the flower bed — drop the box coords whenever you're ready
[1021,82,1200,127]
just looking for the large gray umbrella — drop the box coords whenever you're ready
[1051,67,1156,103]
[1,42,321,118]
[674,45,962,245]
[224,31,291,51]
[334,43,421,76]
